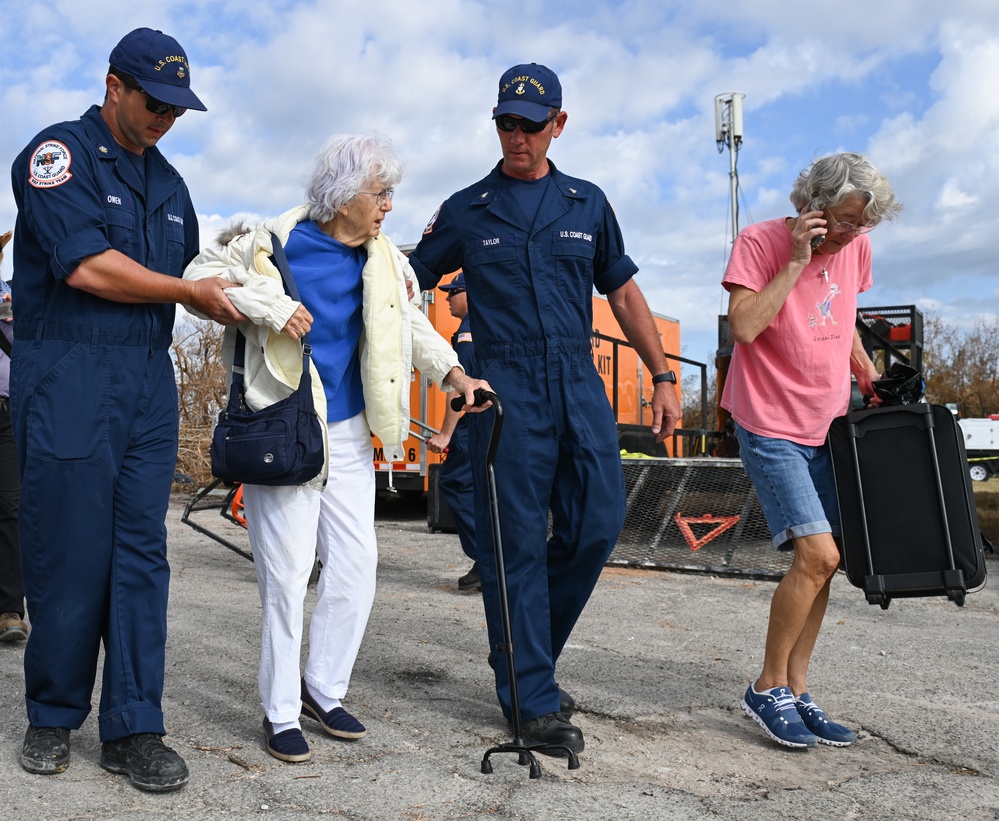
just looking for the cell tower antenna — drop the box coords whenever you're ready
[714,92,745,244]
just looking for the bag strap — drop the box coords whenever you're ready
[228,231,313,409]
[268,232,305,308]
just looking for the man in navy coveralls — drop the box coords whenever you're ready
[410,63,681,753]
[10,28,242,790]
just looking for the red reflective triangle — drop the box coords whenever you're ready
[673,513,741,551]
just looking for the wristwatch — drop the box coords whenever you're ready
[652,370,677,385]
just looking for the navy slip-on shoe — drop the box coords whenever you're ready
[300,679,366,739]
[262,718,311,762]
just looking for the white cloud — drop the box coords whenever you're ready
[937,178,978,210]
[1,0,997,363]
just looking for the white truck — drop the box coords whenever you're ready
[958,415,999,481]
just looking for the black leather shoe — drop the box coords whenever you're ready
[520,712,584,755]
[21,725,70,774]
[558,686,575,719]
[100,733,189,792]
[458,563,481,591]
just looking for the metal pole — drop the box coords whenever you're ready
[729,137,739,244]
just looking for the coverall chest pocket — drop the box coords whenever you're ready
[552,235,595,304]
[162,217,187,276]
[103,202,135,259]
[465,241,522,309]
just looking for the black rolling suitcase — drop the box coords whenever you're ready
[828,403,987,609]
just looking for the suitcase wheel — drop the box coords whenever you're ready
[866,591,891,609]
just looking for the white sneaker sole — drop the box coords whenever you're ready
[812,735,856,747]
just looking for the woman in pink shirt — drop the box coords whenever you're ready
[722,153,901,749]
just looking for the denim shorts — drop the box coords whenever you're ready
[735,422,840,551]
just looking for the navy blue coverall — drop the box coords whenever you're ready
[10,105,199,741]
[410,160,632,721]
[438,313,477,562]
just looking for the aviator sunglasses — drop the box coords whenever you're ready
[494,112,557,134]
[114,70,187,118]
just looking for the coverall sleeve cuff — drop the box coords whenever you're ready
[51,229,112,280]
[407,252,441,292]
[594,254,639,295]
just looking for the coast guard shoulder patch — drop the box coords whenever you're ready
[422,203,442,236]
[29,140,73,189]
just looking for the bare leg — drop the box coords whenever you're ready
[787,575,832,695]
[755,532,840,692]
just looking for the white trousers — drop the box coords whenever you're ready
[242,412,377,723]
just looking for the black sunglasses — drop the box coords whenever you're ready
[495,112,557,134]
[114,71,186,118]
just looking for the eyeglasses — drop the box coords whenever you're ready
[446,289,466,297]
[359,188,395,206]
[495,112,557,134]
[827,205,876,236]
[116,71,186,118]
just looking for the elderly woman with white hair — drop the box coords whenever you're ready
[185,134,488,763]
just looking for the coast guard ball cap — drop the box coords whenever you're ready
[493,63,561,121]
[109,27,207,111]
[439,273,466,292]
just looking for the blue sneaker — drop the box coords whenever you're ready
[741,683,818,748]
[794,693,858,746]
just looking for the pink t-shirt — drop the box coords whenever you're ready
[721,217,872,446]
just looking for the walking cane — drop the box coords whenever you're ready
[453,390,580,778]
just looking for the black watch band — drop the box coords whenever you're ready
[652,370,677,385]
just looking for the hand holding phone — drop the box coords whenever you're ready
[808,205,826,249]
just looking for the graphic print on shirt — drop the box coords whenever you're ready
[815,282,841,327]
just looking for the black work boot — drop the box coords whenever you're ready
[100,733,190,792]
[458,563,481,591]
[520,712,584,755]
[558,686,576,719]
[21,725,71,774]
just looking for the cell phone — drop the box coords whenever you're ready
[809,203,826,249]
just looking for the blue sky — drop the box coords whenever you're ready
[2,0,998,371]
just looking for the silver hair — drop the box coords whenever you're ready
[304,134,404,223]
[789,152,902,225]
